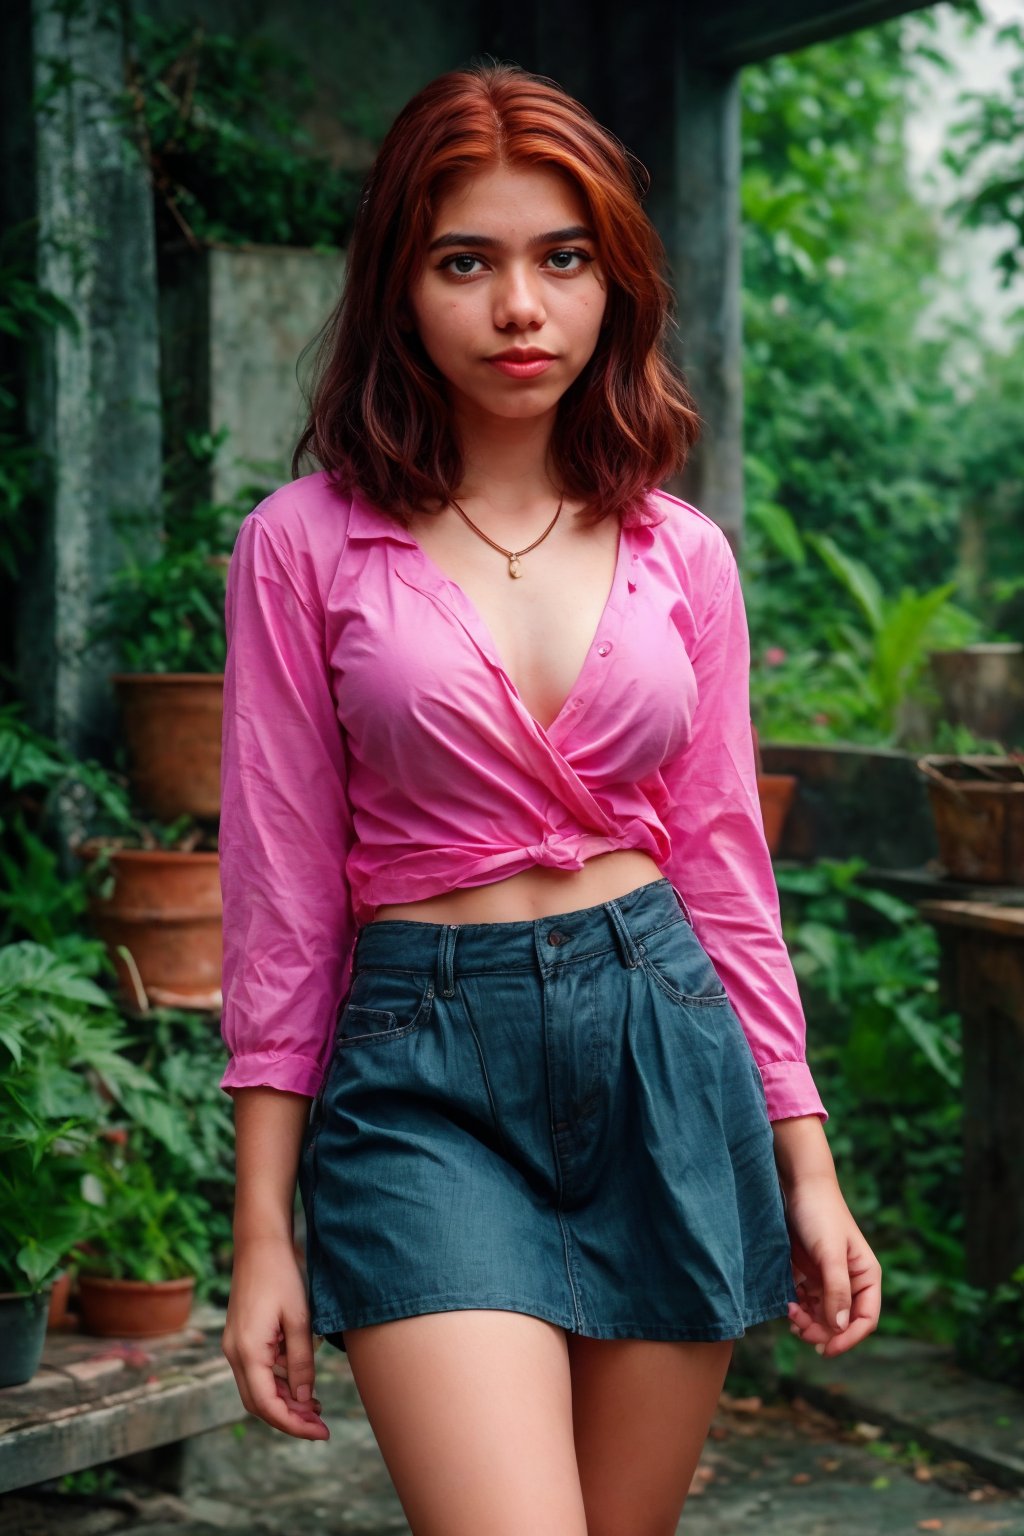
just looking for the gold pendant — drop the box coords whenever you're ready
[508,554,522,578]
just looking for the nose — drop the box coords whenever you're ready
[492,262,546,331]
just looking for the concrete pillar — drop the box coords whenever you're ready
[15,0,162,759]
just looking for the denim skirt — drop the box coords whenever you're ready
[297,876,797,1352]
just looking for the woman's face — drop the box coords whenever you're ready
[407,163,608,424]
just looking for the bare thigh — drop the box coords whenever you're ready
[568,1333,735,1536]
[342,1309,589,1536]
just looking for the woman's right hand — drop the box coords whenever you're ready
[221,1234,330,1440]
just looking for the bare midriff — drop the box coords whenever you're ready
[369,847,665,925]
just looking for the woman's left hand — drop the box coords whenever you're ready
[782,1176,883,1357]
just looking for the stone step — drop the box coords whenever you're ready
[735,1320,1024,1491]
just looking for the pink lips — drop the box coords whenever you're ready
[487,356,556,379]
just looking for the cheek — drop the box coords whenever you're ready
[416,293,476,356]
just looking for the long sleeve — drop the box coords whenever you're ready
[218,511,357,1099]
[661,529,828,1124]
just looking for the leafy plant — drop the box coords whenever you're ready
[746,507,983,745]
[0,706,215,950]
[776,858,974,1345]
[0,219,79,583]
[740,11,1024,750]
[955,1263,1024,1391]
[114,12,363,251]
[943,20,1024,288]
[0,941,159,1293]
[87,435,267,675]
[77,1130,214,1284]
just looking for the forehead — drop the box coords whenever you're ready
[428,163,589,233]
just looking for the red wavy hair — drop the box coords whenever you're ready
[292,60,701,526]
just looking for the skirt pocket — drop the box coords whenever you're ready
[336,968,435,1048]
[635,916,729,1008]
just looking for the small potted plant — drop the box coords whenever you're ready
[0,703,222,1012]
[88,493,240,823]
[76,1130,213,1338]
[73,797,222,1012]
[0,939,159,1384]
[88,460,270,824]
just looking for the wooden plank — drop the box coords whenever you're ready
[0,1311,243,1495]
[687,0,939,68]
[918,899,1024,940]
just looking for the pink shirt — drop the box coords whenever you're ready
[218,469,827,1123]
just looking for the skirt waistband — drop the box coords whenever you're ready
[352,876,694,994]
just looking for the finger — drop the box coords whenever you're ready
[281,1309,318,1407]
[274,1376,325,1420]
[819,1244,853,1333]
[814,1315,877,1356]
[243,1357,330,1441]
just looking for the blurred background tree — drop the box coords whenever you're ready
[740,6,1024,743]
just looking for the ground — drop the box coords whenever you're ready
[3,1322,1023,1535]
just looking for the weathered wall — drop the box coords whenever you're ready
[12,0,163,758]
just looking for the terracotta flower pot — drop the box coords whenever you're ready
[76,842,222,1010]
[111,673,224,821]
[757,772,798,856]
[78,1274,195,1338]
[751,721,797,855]
[46,1268,73,1329]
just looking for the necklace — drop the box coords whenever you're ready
[447,491,564,579]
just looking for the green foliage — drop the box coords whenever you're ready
[90,542,230,674]
[956,1263,1024,1390]
[87,430,269,676]
[0,941,158,1292]
[0,942,234,1295]
[944,21,1024,287]
[115,12,363,250]
[746,511,982,744]
[741,15,1024,748]
[78,1132,214,1284]
[74,1003,237,1292]
[0,219,78,583]
[0,705,212,949]
[777,859,976,1344]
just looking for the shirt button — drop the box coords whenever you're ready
[597,642,612,656]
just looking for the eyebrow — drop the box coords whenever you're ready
[426,225,596,253]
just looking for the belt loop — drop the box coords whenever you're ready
[436,923,458,998]
[669,881,694,928]
[605,897,641,969]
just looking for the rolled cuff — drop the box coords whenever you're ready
[757,1058,828,1124]
[219,1050,323,1100]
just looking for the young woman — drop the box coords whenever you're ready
[219,60,881,1536]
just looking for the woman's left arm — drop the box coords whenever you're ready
[771,1114,883,1357]
[660,523,882,1356]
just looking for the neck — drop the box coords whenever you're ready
[451,396,560,515]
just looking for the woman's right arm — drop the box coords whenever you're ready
[217,506,357,1441]
[221,1088,329,1440]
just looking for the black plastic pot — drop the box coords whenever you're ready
[0,1286,52,1387]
